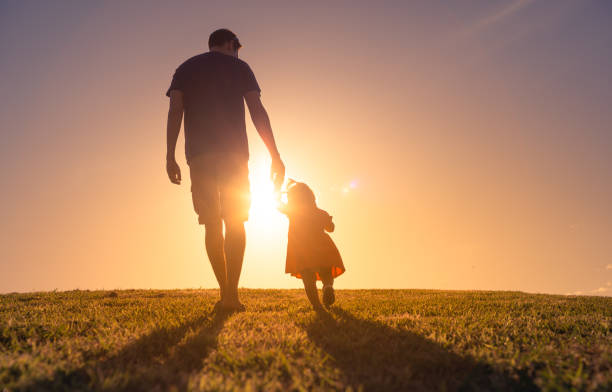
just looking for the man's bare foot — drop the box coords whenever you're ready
[222,291,245,312]
[213,300,225,312]
[224,300,246,312]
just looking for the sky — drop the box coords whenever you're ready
[1,0,611,295]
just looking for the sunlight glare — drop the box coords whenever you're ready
[248,158,283,223]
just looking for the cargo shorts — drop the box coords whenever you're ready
[188,153,250,225]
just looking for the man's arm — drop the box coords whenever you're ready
[244,91,285,188]
[166,90,184,184]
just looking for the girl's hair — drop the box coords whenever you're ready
[286,180,317,209]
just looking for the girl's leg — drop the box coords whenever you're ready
[301,270,324,311]
[319,268,334,287]
[319,268,335,307]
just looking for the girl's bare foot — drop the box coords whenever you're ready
[322,285,335,307]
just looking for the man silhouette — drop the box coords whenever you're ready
[165,29,284,311]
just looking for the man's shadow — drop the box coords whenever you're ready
[21,309,231,391]
[301,308,538,392]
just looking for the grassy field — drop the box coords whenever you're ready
[1,289,611,391]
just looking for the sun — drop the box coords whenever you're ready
[248,158,283,223]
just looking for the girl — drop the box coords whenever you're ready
[278,179,345,311]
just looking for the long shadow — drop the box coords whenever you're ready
[20,309,231,391]
[301,308,538,392]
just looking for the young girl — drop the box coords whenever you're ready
[278,179,345,311]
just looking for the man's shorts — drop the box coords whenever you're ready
[188,153,250,225]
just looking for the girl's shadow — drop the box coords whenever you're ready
[301,308,538,391]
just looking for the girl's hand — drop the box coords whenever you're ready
[324,216,335,232]
[277,202,289,216]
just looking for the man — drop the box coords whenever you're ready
[165,29,284,311]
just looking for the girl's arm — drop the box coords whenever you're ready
[324,215,335,232]
[277,202,290,216]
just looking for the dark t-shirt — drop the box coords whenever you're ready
[166,52,260,162]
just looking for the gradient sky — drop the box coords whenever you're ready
[1,1,611,295]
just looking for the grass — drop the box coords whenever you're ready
[1,289,611,391]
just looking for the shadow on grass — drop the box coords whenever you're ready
[20,309,230,391]
[302,308,538,392]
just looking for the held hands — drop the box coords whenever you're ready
[166,158,181,185]
[168,155,281,189]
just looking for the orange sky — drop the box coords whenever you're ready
[1,1,611,295]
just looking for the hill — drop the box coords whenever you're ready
[1,289,610,391]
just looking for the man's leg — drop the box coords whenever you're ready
[224,219,246,307]
[203,218,227,302]
[218,154,250,308]
[189,154,227,304]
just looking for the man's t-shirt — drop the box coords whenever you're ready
[166,51,260,162]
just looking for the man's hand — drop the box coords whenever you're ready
[271,156,285,192]
[166,158,181,185]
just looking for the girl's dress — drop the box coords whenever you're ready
[283,207,345,280]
